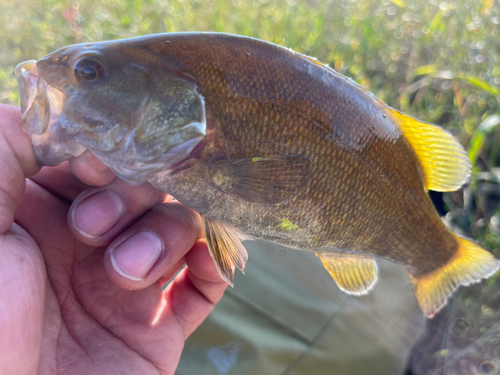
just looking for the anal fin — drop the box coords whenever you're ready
[316,253,378,296]
[203,217,250,287]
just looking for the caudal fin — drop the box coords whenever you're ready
[408,235,499,317]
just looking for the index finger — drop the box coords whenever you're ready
[0,103,40,234]
[68,150,115,187]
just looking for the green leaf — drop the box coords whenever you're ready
[468,114,500,166]
[468,132,486,167]
[409,64,439,78]
[457,75,500,96]
[428,10,445,32]
[121,15,131,26]
[389,0,405,7]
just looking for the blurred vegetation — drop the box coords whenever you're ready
[409,274,500,374]
[1,0,500,252]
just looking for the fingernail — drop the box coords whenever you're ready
[110,232,163,281]
[73,190,125,238]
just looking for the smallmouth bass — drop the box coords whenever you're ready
[15,32,499,317]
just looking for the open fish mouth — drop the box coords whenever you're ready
[16,60,66,136]
[15,61,39,118]
[15,60,86,166]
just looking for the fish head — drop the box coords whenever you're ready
[16,40,206,184]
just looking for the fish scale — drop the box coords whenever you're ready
[197,71,415,252]
[16,32,498,317]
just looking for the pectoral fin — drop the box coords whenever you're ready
[203,217,250,286]
[391,110,470,192]
[211,155,310,204]
[316,253,378,295]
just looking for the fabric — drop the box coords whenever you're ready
[176,240,426,375]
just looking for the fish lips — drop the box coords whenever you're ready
[15,60,39,118]
[16,60,86,166]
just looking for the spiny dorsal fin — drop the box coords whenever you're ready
[211,155,310,204]
[203,217,250,286]
[390,110,471,192]
[408,235,499,317]
[316,253,378,296]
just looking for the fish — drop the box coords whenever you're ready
[15,32,499,317]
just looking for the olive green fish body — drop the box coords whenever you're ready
[16,33,499,317]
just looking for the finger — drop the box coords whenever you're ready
[0,224,46,375]
[165,240,228,337]
[157,258,186,286]
[73,226,226,373]
[0,104,40,234]
[103,201,203,290]
[69,150,115,186]
[14,179,75,274]
[29,161,90,202]
[30,152,116,203]
[185,240,228,294]
[68,179,169,247]
[0,104,39,176]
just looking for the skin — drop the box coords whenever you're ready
[0,103,227,375]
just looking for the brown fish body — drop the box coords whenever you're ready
[17,32,499,316]
[112,33,454,275]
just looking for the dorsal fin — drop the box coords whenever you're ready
[316,253,378,296]
[203,217,250,286]
[390,110,471,192]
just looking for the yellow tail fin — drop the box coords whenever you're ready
[408,235,499,317]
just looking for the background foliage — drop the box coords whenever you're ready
[1,0,499,248]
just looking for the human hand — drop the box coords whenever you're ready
[0,103,228,375]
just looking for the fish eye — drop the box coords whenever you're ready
[74,58,105,83]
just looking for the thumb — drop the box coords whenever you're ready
[0,103,40,234]
[0,104,45,374]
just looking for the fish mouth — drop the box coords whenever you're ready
[16,60,66,135]
[16,60,85,166]
[15,61,39,117]
[15,53,206,181]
